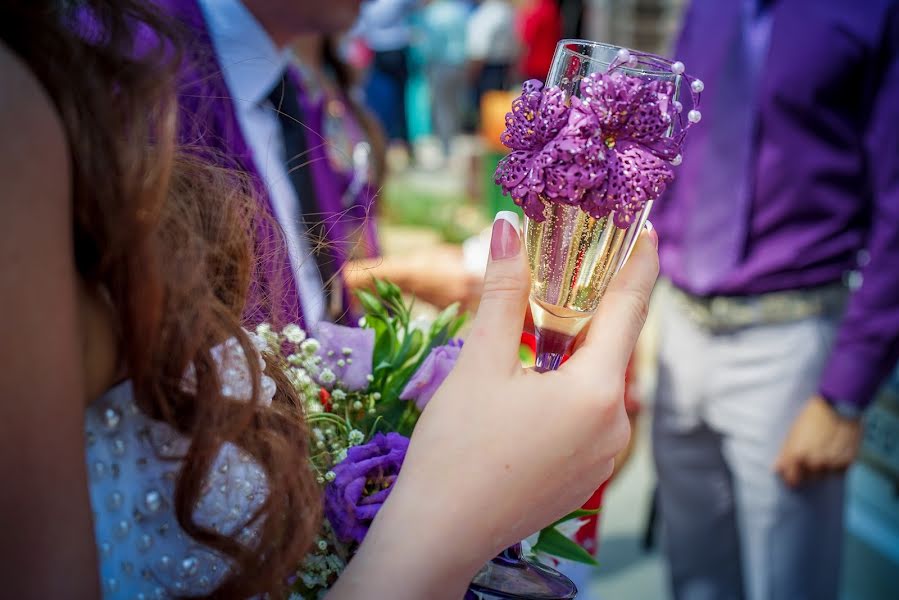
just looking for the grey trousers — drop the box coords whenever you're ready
[652,292,846,600]
[428,64,466,155]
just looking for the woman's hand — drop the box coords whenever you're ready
[331,212,659,599]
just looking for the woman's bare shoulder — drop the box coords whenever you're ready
[0,40,70,196]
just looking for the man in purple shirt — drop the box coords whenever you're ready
[652,1,899,599]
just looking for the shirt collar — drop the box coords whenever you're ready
[197,0,291,107]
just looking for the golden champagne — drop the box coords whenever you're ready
[525,202,649,343]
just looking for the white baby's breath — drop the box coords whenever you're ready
[282,324,307,344]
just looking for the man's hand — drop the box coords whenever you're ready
[774,396,862,488]
[344,246,483,312]
[403,245,483,311]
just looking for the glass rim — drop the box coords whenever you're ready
[556,39,674,77]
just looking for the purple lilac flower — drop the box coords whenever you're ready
[399,340,463,410]
[311,322,374,391]
[494,80,570,220]
[324,433,410,544]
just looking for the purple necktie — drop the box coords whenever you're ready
[680,0,773,291]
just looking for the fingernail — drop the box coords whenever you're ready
[645,220,658,249]
[490,211,521,260]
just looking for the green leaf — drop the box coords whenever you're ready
[551,508,600,529]
[356,289,386,318]
[532,527,599,566]
[393,328,423,371]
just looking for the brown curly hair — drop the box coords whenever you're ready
[0,1,320,596]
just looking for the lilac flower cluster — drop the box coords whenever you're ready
[495,70,691,228]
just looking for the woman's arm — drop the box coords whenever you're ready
[0,43,99,598]
[329,216,660,598]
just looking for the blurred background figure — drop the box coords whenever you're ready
[354,0,420,155]
[466,0,518,117]
[418,0,471,159]
[650,2,899,600]
[517,0,563,81]
[557,0,586,40]
[292,34,388,259]
[290,32,483,312]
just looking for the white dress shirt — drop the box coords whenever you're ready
[198,0,327,324]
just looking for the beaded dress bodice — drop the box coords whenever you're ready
[85,338,274,599]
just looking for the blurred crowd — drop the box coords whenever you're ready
[322,0,581,163]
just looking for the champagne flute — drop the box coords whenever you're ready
[528,40,683,372]
[468,39,697,599]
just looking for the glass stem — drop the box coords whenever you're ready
[496,543,524,566]
[533,327,577,374]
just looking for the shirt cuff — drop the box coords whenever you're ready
[819,347,888,412]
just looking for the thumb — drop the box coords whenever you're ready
[459,211,530,372]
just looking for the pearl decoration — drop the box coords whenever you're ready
[138,533,153,552]
[691,79,704,93]
[107,491,123,511]
[112,438,126,457]
[144,489,162,513]
[688,109,702,123]
[673,100,683,113]
[671,61,685,75]
[181,556,199,578]
[671,154,683,166]
[116,519,130,538]
[616,48,631,63]
[103,407,122,432]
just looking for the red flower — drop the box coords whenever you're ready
[319,388,332,411]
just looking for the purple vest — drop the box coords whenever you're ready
[157,0,356,327]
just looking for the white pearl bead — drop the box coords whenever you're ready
[628,54,638,65]
[671,154,683,166]
[691,78,705,93]
[688,109,702,123]
[673,100,683,113]
[617,48,631,63]
[671,61,685,75]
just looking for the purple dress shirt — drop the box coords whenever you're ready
[655,0,899,409]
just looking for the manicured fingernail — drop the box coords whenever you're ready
[645,220,658,249]
[490,211,521,260]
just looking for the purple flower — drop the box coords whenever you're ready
[311,322,374,391]
[556,71,678,227]
[399,341,463,410]
[494,70,684,228]
[324,433,410,544]
[494,80,570,220]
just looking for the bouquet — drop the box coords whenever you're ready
[254,281,600,598]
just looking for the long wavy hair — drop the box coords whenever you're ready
[0,1,320,596]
